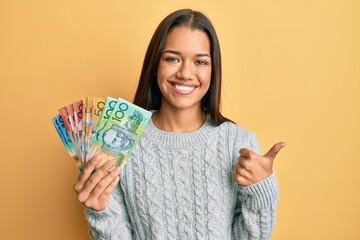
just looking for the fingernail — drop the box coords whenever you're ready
[111,167,121,176]
[115,176,120,183]
[106,160,115,168]
[114,166,122,174]
[93,154,101,162]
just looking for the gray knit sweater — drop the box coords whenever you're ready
[85,119,279,240]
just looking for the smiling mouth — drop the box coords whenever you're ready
[172,83,196,94]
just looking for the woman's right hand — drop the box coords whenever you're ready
[73,154,122,211]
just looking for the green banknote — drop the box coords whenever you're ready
[92,97,152,168]
[94,96,117,143]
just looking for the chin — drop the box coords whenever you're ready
[171,102,201,111]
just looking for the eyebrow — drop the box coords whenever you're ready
[162,50,211,58]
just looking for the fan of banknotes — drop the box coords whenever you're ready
[52,96,152,171]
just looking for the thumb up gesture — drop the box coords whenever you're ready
[232,142,286,186]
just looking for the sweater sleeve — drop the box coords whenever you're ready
[84,183,133,240]
[231,127,279,240]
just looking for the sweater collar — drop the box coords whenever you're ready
[143,115,215,148]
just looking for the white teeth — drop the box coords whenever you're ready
[174,84,195,93]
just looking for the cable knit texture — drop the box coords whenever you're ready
[85,118,279,240]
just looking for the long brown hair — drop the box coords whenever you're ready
[133,9,231,125]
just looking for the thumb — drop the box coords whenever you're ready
[263,142,286,162]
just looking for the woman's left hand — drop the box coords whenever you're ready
[232,142,286,186]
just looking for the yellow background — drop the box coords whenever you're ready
[1,0,359,239]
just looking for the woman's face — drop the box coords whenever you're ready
[157,26,212,112]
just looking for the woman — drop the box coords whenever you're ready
[74,9,285,239]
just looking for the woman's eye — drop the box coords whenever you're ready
[195,60,207,66]
[166,57,179,63]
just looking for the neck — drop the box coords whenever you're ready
[152,106,206,133]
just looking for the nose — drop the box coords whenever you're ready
[176,61,194,80]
